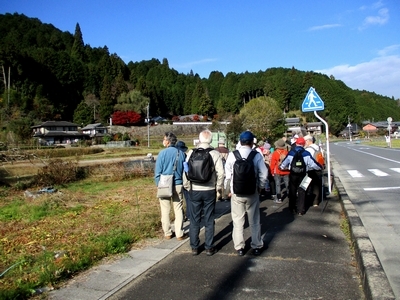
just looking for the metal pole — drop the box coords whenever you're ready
[147,103,150,148]
[314,110,331,195]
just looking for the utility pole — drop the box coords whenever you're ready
[147,103,150,148]
[347,116,352,142]
[2,66,10,106]
[8,66,10,106]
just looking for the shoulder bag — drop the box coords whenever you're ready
[157,149,179,198]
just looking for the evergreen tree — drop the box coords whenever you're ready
[99,76,114,123]
[71,23,85,61]
[73,100,93,126]
[198,88,214,118]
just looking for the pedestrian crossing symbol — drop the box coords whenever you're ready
[302,87,324,112]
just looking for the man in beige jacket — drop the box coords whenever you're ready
[184,130,224,256]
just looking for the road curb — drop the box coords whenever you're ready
[333,167,395,300]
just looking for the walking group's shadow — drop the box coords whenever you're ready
[210,195,297,255]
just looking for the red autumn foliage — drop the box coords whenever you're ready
[112,111,142,125]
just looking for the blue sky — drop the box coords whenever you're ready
[1,0,399,99]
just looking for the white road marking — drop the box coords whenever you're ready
[364,186,400,191]
[347,170,364,178]
[347,148,400,164]
[390,168,400,173]
[368,169,389,177]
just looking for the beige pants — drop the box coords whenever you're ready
[159,184,184,238]
[231,193,263,250]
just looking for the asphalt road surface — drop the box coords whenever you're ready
[329,141,400,299]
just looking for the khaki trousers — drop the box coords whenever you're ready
[231,193,263,250]
[159,184,184,238]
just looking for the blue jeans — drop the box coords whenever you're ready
[273,174,289,200]
[189,189,216,250]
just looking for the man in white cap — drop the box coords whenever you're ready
[215,137,230,201]
[304,135,323,207]
[290,134,299,150]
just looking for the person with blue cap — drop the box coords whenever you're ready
[224,131,268,256]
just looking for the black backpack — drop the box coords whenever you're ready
[290,148,306,174]
[187,148,214,183]
[232,150,257,195]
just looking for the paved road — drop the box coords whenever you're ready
[330,141,400,299]
[50,193,366,300]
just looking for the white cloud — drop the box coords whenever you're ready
[359,7,389,29]
[172,58,218,70]
[308,24,342,31]
[359,0,384,11]
[315,51,400,99]
[371,0,384,9]
[378,45,400,56]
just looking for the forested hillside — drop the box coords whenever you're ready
[1,13,399,139]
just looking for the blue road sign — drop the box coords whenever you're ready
[302,87,324,112]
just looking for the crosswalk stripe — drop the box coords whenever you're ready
[347,170,363,177]
[368,169,389,177]
[390,168,400,173]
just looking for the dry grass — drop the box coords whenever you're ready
[0,168,161,299]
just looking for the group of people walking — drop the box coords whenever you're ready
[154,130,324,257]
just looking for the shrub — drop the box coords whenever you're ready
[35,159,81,185]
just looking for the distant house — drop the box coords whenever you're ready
[285,118,306,136]
[81,123,108,137]
[81,123,108,144]
[305,122,323,135]
[362,123,378,138]
[362,123,378,132]
[362,120,399,133]
[31,121,89,145]
[339,123,359,137]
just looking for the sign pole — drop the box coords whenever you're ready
[302,86,331,196]
[314,111,331,195]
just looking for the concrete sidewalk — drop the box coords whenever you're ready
[48,175,394,300]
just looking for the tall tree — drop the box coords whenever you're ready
[71,23,85,61]
[99,76,113,123]
[73,100,93,126]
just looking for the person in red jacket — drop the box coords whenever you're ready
[270,139,290,203]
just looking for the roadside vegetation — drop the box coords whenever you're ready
[0,157,159,299]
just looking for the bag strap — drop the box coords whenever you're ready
[173,148,179,172]
[234,150,257,161]
[233,150,242,160]
[247,150,257,161]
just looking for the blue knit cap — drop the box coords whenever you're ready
[239,131,255,143]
